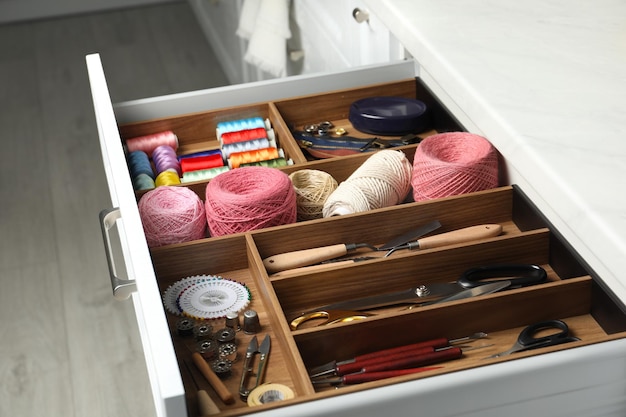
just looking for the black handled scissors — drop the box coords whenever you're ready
[487,319,580,358]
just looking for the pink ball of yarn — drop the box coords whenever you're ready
[412,132,499,201]
[138,186,207,247]
[205,167,297,236]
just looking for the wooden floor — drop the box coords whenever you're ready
[0,3,228,416]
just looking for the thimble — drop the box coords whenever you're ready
[242,309,261,334]
[225,311,241,331]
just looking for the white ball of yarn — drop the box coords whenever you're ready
[323,150,413,217]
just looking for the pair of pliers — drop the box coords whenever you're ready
[239,335,271,400]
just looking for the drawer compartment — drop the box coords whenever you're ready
[148,186,626,416]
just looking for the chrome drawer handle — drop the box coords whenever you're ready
[99,207,137,300]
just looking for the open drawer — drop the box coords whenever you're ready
[87,53,626,417]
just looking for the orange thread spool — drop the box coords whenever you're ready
[228,147,284,169]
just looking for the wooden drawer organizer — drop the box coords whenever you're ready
[117,81,626,416]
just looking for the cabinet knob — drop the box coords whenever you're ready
[352,8,370,24]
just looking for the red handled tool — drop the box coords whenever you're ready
[308,332,487,378]
[311,366,443,386]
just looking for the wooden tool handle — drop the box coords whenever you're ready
[417,224,502,250]
[192,352,235,405]
[353,338,450,363]
[263,244,348,273]
[197,389,221,415]
[361,347,463,373]
[270,259,356,278]
[337,346,435,376]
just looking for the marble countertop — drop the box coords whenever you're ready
[364,0,626,304]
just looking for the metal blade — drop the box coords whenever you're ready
[258,334,271,355]
[427,281,511,305]
[246,336,258,354]
[378,220,442,250]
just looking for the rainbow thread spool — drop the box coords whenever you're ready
[125,130,179,157]
[138,186,207,247]
[180,153,224,174]
[204,166,297,236]
[152,145,181,175]
[289,169,338,221]
[411,132,499,201]
[181,166,230,183]
[228,147,284,169]
[221,138,275,159]
[155,169,181,187]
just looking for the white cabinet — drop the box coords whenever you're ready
[188,0,403,83]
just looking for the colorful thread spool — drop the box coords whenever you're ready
[125,130,179,157]
[138,186,207,247]
[216,117,268,139]
[152,145,181,175]
[180,153,224,174]
[204,167,297,236]
[128,150,155,179]
[133,173,156,191]
[228,147,283,169]
[179,149,223,160]
[289,169,338,221]
[411,132,499,201]
[221,138,275,159]
[240,157,293,168]
[181,166,230,183]
[155,169,181,187]
[323,149,413,217]
[220,127,273,145]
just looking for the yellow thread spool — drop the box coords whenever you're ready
[155,169,181,187]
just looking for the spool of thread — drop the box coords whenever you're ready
[220,127,273,145]
[240,157,293,168]
[138,185,207,247]
[181,166,230,183]
[411,132,499,201]
[323,149,413,217]
[180,153,224,174]
[228,147,284,169]
[155,169,181,187]
[152,145,181,175]
[205,166,297,236]
[179,149,223,160]
[216,117,269,139]
[221,138,275,159]
[125,130,179,157]
[289,169,338,221]
[128,150,155,179]
[132,173,156,191]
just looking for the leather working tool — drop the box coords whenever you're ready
[263,222,503,274]
[263,220,442,273]
[289,264,547,330]
[307,332,488,378]
[239,334,271,400]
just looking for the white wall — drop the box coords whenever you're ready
[0,0,180,24]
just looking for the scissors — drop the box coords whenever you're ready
[487,319,580,359]
[290,264,547,330]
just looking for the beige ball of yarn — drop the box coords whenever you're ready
[289,169,338,221]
